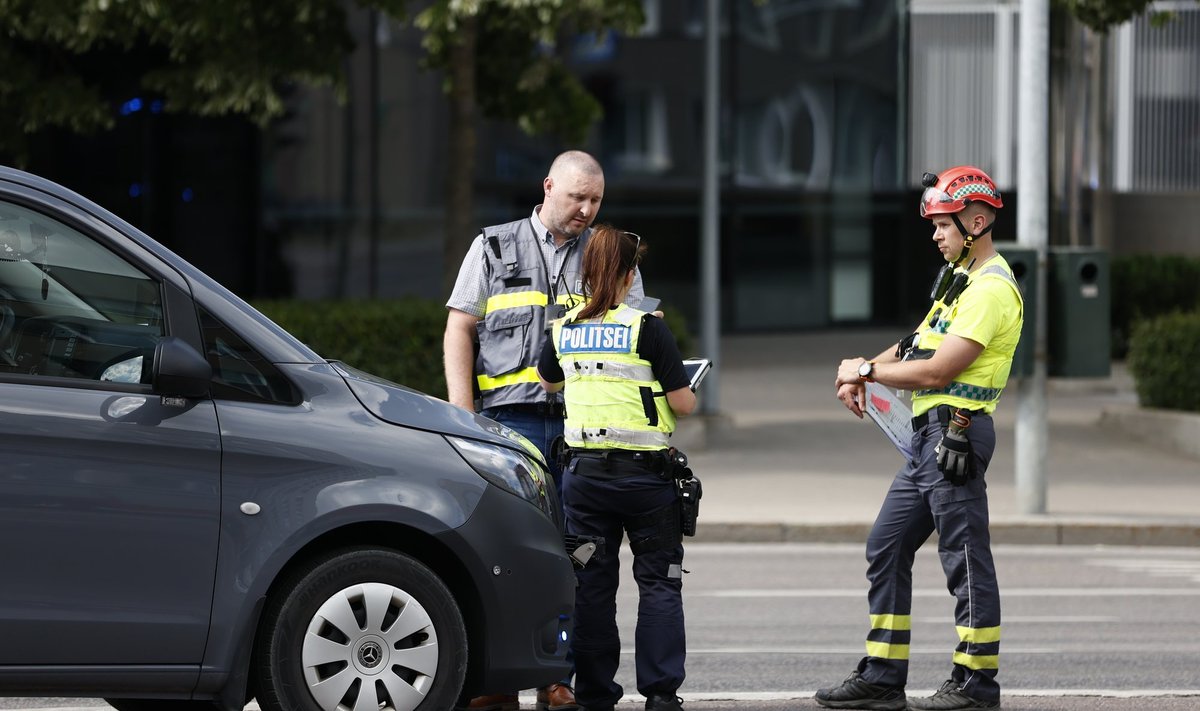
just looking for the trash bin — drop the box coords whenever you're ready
[1047,247,1110,377]
[996,244,1037,378]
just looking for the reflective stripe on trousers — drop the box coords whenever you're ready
[857,413,1001,703]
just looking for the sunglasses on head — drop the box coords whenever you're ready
[623,231,642,270]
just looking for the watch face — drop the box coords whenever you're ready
[859,362,873,378]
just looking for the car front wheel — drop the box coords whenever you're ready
[255,548,467,711]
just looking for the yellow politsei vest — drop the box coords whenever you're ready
[551,304,676,451]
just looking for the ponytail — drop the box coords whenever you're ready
[577,224,645,321]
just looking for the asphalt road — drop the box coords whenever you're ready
[4,543,1199,710]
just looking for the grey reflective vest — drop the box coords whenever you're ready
[474,218,588,410]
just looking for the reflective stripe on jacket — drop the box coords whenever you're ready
[551,304,676,451]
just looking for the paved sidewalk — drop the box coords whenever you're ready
[679,329,1200,546]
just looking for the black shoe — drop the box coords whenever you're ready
[907,680,1000,710]
[644,692,683,711]
[814,670,906,710]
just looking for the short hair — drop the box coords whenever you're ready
[548,150,603,180]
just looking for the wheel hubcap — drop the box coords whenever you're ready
[302,582,439,711]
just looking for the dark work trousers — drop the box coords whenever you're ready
[480,406,571,687]
[858,411,1001,704]
[564,454,685,709]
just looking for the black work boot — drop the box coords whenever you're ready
[908,680,1000,710]
[644,692,683,711]
[814,670,906,710]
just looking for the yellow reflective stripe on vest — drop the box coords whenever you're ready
[952,651,1000,670]
[870,614,912,631]
[956,625,1001,643]
[485,290,548,313]
[865,641,910,660]
[477,367,540,391]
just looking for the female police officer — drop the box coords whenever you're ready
[538,225,696,711]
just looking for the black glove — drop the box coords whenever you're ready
[936,427,974,485]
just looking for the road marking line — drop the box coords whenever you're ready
[693,587,1200,597]
[916,615,1119,623]
[515,690,1200,703]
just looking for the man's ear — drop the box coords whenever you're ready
[543,176,554,197]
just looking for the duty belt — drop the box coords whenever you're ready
[567,448,668,478]
[912,405,985,431]
[912,405,954,430]
[494,401,566,417]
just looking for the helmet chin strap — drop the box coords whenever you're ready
[950,212,993,266]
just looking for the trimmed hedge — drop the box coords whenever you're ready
[255,298,449,398]
[253,298,697,400]
[1111,254,1200,358]
[1127,310,1200,413]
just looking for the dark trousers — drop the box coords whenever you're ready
[564,456,685,709]
[858,413,1001,703]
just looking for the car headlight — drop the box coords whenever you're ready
[447,435,554,520]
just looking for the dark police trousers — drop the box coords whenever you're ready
[563,453,685,709]
[858,410,1001,703]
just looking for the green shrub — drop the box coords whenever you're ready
[252,298,697,401]
[659,305,696,357]
[1111,255,1200,358]
[1127,310,1200,413]
[255,298,449,398]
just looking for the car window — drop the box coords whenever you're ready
[198,306,299,405]
[0,202,163,384]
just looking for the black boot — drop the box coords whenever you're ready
[644,692,683,711]
[908,679,1000,710]
[814,670,907,710]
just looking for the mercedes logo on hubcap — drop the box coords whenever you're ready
[358,641,383,668]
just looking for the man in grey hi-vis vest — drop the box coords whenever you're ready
[443,150,645,711]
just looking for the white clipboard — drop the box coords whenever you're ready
[863,381,915,459]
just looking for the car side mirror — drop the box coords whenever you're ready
[152,336,212,398]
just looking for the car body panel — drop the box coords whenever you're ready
[0,382,220,666]
[0,164,574,706]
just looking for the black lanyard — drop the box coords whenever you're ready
[531,218,578,304]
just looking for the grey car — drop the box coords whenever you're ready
[0,166,574,711]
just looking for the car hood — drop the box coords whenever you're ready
[331,362,546,463]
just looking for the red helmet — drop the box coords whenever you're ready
[919,166,1003,218]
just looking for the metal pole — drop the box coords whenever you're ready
[1016,0,1049,514]
[367,8,381,299]
[700,0,721,413]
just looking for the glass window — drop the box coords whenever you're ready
[198,306,298,405]
[0,202,163,384]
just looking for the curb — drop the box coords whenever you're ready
[694,519,1200,546]
[1100,404,1200,461]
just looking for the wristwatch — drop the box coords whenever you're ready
[858,360,876,382]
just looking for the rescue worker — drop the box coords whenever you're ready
[444,151,645,711]
[538,226,696,711]
[816,166,1021,710]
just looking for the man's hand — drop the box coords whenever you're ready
[837,382,866,419]
[836,357,869,388]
